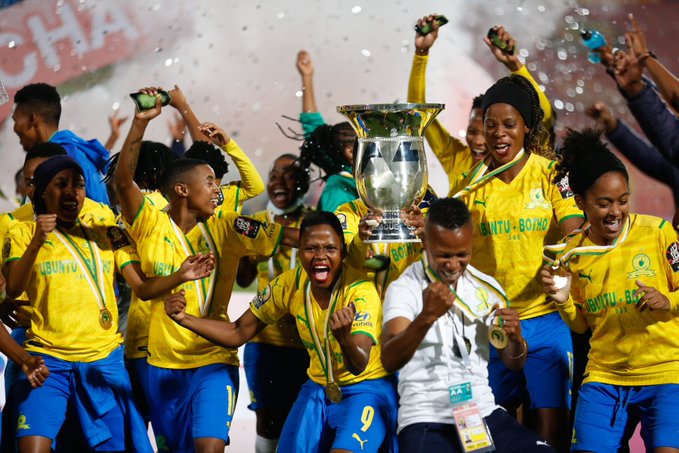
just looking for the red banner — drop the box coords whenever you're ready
[0,0,145,122]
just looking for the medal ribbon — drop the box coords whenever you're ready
[542,216,631,268]
[266,209,298,280]
[420,252,508,321]
[304,273,343,385]
[451,149,527,199]
[169,219,216,317]
[53,220,106,311]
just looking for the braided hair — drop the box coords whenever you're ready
[104,141,178,191]
[271,153,311,197]
[299,122,356,179]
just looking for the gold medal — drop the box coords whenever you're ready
[99,308,113,330]
[489,325,508,349]
[325,382,343,403]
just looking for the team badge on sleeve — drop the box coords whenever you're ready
[106,227,131,250]
[252,283,272,309]
[234,216,261,238]
[666,242,679,272]
[556,175,574,199]
[336,213,348,230]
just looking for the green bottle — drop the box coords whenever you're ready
[487,27,515,55]
[130,90,171,111]
[415,15,448,35]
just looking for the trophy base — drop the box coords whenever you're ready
[365,211,421,244]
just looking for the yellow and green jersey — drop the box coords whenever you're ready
[251,264,388,386]
[557,214,679,386]
[407,54,555,190]
[249,207,314,348]
[126,199,283,369]
[1,199,115,328]
[450,153,584,319]
[5,213,136,362]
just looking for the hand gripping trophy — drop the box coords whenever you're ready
[337,103,443,243]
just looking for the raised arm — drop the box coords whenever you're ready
[122,253,214,301]
[199,122,265,200]
[104,110,128,151]
[381,281,450,373]
[297,50,317,113]
[165,290,266,347]
[485,25,555,130]
[114,88,163,225]
[5,215,56,298]
[168,84,211,142]
[626,14,679,112]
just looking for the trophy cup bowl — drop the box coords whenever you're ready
[337,103,444,243]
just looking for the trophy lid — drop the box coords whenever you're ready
[337,103,444,138]
[337,103,444,113]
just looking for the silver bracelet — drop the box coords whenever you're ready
[504,338,528,360]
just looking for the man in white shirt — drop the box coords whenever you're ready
[381,197,556,452]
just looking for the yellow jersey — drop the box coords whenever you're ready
[407,54,555,190]
[216,139,265,214]
[251,265,388,386]
[450,153,584,319]
[335,199,424,299]
[124,186,249,360]
[126,198,283,369]
[249,207,313,348]
[556,214,679,386]
[5,214,136,362]
[1,199,115,328]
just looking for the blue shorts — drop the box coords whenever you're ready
[572,382,679,452]
[244,342,309,411]
[278,376,398,453]
[14,347,151,452]
[146,363,239,452]
[489,311,572,409]
[125,357,150,421]
[399,409,556,453]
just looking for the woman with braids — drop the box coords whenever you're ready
[449,74,584,452]
[296,50,358,212]
[542,129,679,453]
[235,153,313,453]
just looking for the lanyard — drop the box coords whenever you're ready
[169,218,216,317]
[53,220,106,310]
[439,308,473,373]
[451,149,527,198]
[543,216,631,268]
[304,274,343,384]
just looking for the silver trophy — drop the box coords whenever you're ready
[338,103,443,243]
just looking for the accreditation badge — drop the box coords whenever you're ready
[452,403,495,452]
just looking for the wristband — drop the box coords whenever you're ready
[638,50,657,64]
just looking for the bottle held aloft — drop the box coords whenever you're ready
[580,29,607,63]
[415,15,448,35]
[130,90,172,111]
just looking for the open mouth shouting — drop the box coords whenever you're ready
[311,263,332,285]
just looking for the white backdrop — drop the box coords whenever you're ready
[0,0,578,211]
